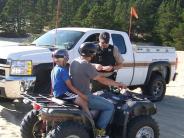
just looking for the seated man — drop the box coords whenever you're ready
[51,49,90,116]
[70,42,126,138]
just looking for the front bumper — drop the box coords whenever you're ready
[0,76,36,99]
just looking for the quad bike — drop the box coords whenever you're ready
[20,88,159,138]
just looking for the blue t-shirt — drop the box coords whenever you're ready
[51,65,70,97]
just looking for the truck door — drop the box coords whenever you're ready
[111,33,134,85]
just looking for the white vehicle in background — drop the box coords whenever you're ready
[0,27,178,101]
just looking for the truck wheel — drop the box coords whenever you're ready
[127,116,159,138]
[20,109,42,138]
[142,74,166,102]
[46,121,89,138]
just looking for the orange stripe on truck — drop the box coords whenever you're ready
[123,62,176,67]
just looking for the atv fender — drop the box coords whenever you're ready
[123,100,157,117]
[121,100,156,138]
[40,107,96,137]
[41,107,89,122]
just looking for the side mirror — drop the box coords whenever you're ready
[64,42,74,50]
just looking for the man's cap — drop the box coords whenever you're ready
[99,32,110,43]
[52,49,69,60]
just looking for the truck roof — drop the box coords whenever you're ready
[53,27,127,34]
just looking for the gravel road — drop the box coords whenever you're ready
[0,39,183,138]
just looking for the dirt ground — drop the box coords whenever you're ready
[153,51,184,138]
[0,39,183,138]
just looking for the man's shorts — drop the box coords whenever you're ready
[56,91,78,102]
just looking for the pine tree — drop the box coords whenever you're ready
[171,22,184,50]
[27,0,50,33]
[60,0,83,27]
[72,0,90,26]
[47,0,57,29]
[0,0,183,51]
[135,0,162,40]
[0,0,27,36]
[84,1,114,28]
[155,0,180,46]
[114,0,130,31]
[170,1,184,50]
[0,0,7,30]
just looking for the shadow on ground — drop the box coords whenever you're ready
[0,99,32,126]
[153,95,184,138]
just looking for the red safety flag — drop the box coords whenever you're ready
[130,7,138,19]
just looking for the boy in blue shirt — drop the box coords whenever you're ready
[51,49,90,116]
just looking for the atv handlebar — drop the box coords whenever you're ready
[109,86,128,94]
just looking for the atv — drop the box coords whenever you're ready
[20,88,159,138]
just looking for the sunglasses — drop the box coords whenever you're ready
[54,55,64,58]
[100,41,108,45]
[53,55,69,61]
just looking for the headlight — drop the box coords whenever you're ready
[10,60,32,75]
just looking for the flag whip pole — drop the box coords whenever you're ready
[128,7,133,38]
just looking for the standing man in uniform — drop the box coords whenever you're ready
[91,32,124,92]
[70,42,126,138]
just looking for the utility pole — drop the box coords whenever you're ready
[54,0,61,45]
[56,0,61,28]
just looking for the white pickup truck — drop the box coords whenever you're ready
[0,27,178,101]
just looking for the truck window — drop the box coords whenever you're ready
[84,33,100,43]
[32,30,84,49]
[111,34,126,54]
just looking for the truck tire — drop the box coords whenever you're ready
[142,74,166,102]
[46,121,89,138]
[20,109,41,138]
[127,116,159,138]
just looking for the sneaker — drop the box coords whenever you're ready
[103,136,109,138]
[96,128,110,138]
[96,135,110,138]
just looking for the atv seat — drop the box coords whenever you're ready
[51,97,77,106]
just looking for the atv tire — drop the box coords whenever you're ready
[20,109,40,138]
[127,116,159,138]
[46,121,89,138]
[142,74,166,102]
